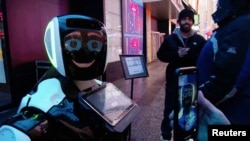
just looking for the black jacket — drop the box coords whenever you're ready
[157,29,206,82]
[199,13,250,104]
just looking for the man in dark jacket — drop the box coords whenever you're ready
[157,8,206,141]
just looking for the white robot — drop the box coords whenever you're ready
[0,15,139,141]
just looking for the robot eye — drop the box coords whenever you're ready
[87,40,102,52]
[65,38,82,51]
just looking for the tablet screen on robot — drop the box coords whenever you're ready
[79,82,138,130]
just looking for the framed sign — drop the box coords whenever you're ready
[120,54,149,79]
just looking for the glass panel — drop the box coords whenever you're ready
[0,39,6,83]
[104,0,122,62]
[0,0,12,108]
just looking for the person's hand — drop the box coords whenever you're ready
[197,90,230,141]
[169,91,230,141]
[178,47,189,57]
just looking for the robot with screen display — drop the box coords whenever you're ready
[0,15,135,141]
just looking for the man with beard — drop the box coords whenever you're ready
[157,8,206,141]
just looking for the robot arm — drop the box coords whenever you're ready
[0,125,31,141]
[18,78,82,126]
[0,107,48,141]
[0,78,84,141]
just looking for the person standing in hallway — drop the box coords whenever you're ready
[157,8,206,141]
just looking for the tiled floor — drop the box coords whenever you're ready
[0,59,168,141]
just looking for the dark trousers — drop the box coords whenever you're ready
[161,82,175,140]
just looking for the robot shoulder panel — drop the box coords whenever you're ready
[18,78,66,113]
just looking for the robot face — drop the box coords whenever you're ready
[44,15,107,80]
[181,84,194,108]
[62,29,107,80]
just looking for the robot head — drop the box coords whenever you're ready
[44,15,108,80]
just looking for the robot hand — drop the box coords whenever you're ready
[0,107,49,141]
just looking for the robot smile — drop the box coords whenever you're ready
[72,60,95,68]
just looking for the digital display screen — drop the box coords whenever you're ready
[66,18,101,30]
[0,39,6,83]
[174,67,198,141]
[120,54,148,79]
[122,0,144,54]
[177,73,197,132]
[81,83,136,126]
